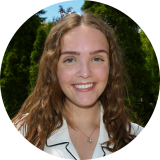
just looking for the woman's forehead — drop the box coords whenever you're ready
[61,29,109,51]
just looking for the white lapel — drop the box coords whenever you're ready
[44,104,112,159]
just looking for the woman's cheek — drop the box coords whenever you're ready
[92,65,109,81]
[57,66,76,85]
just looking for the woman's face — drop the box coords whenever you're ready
[57,25,110,107]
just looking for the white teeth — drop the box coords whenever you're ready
[74,83,94,89]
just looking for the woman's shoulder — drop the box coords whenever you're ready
[14,113,29,136]
[130,122,143,136]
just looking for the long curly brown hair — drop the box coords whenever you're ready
[12,13,136,152]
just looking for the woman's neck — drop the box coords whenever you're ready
[63,102,100,130]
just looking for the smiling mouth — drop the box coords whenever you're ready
[74,83,94,89]
[72,83,96,92]
[72,82,96,86]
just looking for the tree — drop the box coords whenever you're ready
[43,21,55,36]
[28,26,47,93]
[81,1,158,126]
[140,30,159,106]
[36,10,47,22]
[28,20,55,93]
[1,11,45,118]
[54,5,76,23]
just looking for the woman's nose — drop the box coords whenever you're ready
[76,62,93,79]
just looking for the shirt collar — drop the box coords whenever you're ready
[47,101,112,151]
[45,103,142,159]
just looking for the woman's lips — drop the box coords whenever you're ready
[73,82,95,85]
[72,83,97,92]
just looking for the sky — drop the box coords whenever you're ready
[40,0,140,32]
[40,0,85,22]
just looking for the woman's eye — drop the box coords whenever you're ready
[64,58,73,63]
[94,58,104,61]
[64,58,104,63]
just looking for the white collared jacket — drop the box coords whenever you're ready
[44,106,143,159]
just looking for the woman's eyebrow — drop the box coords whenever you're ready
[61,49,108,55]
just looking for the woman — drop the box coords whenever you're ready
[12,13,143,159]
